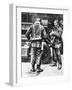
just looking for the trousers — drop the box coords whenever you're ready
[31,47,42,68]
[53,47,62,65]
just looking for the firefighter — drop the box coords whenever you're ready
[26,18,47,72]
[50,19,63,70]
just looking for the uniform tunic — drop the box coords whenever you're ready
[26,23,46,66]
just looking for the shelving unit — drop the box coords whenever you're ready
[21,22,32,62]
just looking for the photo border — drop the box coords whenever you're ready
[9,4,70,86]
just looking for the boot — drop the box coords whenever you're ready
[50,62,57,67]
[36,65,43,72]
[30,64,35,72]
[57,57,62,70]
[57,63,62,70]
[30,68,35,72]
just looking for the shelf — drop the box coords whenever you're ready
[21,22,47,28]
[21,22,33,25]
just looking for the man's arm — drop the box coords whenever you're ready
[50,26,63,37]
[41,27,51,45]
[26,25,32,40]
[41,27,48,39]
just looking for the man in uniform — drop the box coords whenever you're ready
[26,18,47,72]
[50,19,63,70]
[59,19,63,55]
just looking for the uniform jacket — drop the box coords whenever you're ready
[26,23,47,48]
[50,25,63,49]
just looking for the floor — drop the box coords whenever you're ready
[21,63,63,78]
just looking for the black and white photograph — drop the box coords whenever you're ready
[21,12,63,77]
[9,4,71,86]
